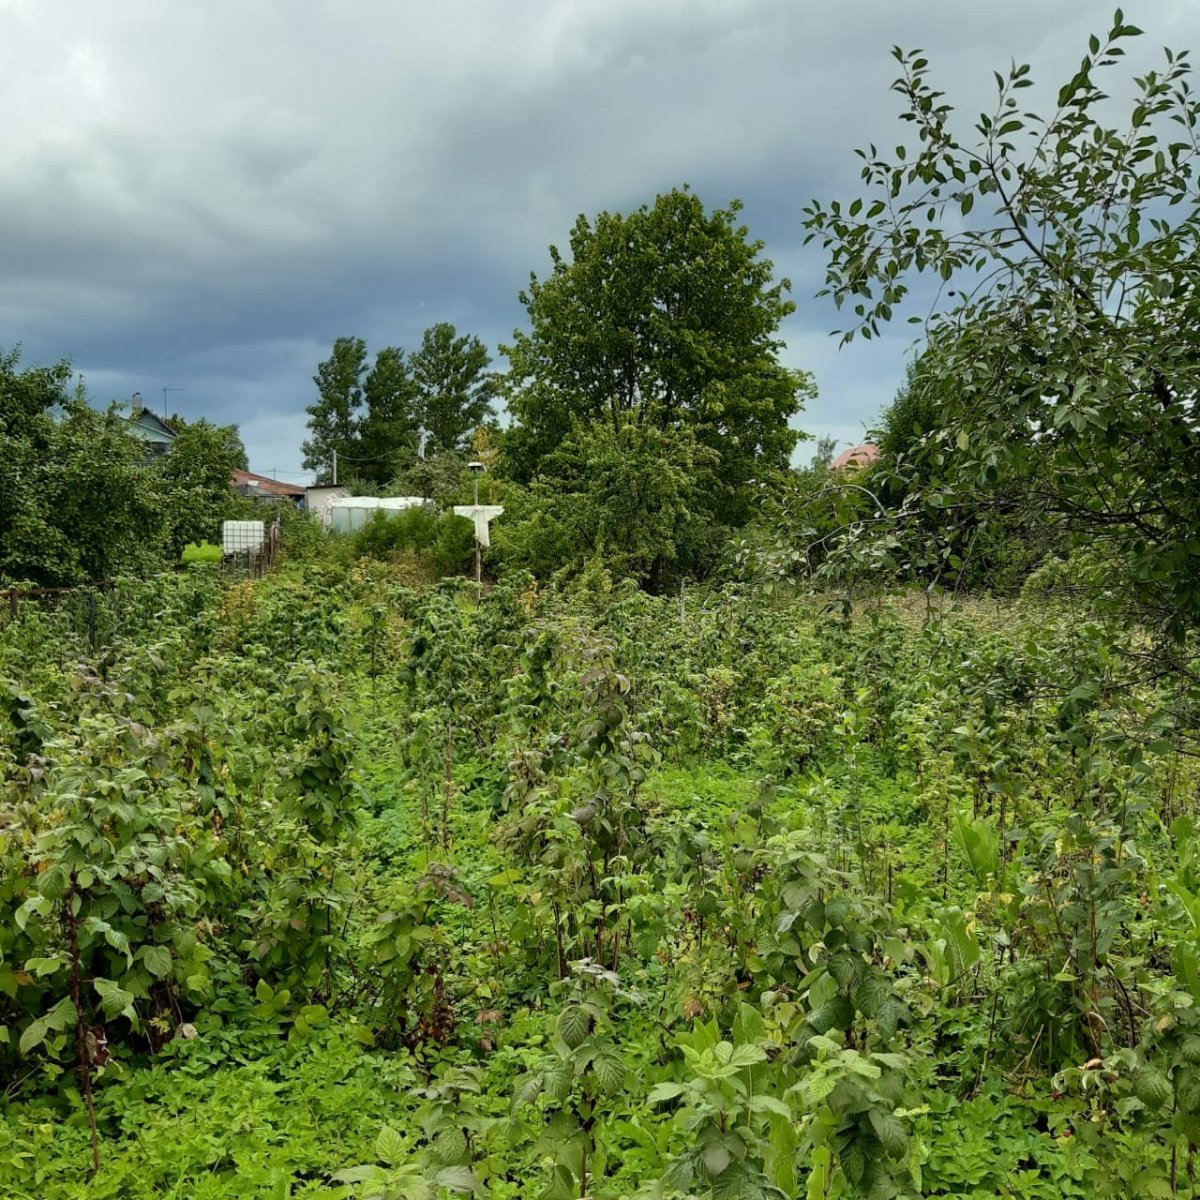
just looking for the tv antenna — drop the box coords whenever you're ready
[162,386,186,417]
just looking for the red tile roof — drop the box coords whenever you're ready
[830,443,880,471]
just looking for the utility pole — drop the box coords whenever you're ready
[332,449,338,486]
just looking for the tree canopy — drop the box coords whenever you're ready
[302,336,368,484]
[502,187,813,583]
[803,13,1200,633]
[410,323,496,457]
[358,347,419,485]
[0,348,249,585]
[303,326,495,485]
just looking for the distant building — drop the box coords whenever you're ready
[305,485,351,526]
[231,469,306,508]
[830,443,880,471]
[127,395,176,460]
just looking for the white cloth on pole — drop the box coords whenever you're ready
[452,505,504,548]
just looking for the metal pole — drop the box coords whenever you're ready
[333,449,338,486]
[473,472,481,591]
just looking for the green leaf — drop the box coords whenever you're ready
[544,1063,573,1103]
[647,1081,687,1104]
[557,1004,590,1050]
[18,1017,49,1057]
[868,1109,909,1158]
[19,997,76,1056]
[591,1048,626,1094]
[23,956,65,979]
[748,1094,792,1118]
[728,1043,768,1069]
[807,1146,832,1200]
[435,1165,480,1194]
[94,977,136,1021]
[1133,1065,1172,1109]
[141,946,173,979]
[807,996,853,1035]
[701,1141,731,1178]
[375,1125,407,1168]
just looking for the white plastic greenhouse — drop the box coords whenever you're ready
[327,496,430,534]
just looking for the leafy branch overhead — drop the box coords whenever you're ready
[803,11,1200,632]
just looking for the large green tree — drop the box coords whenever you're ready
[0,348,66,577]
[151,417,250,556]
[302,336,368,483]
[358,346,419,485]
[0,349,166,584]
[803,14,1200,633]
[498,422,719,587]
[503,188,812,554]
[409,323,496,456]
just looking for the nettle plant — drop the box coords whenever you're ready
[358,862,470,1048]
[749,834,918,1197]
[498,634,658,979]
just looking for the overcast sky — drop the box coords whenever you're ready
[3,1,1197,481]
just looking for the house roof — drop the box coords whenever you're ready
[128,410,177,442]
[231,469,305,499]
[830,443,880,471]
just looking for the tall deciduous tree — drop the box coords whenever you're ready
[503,188,812,536]
[803,15,1200,633]
[0,349,171,584]
[152,418,250,556]
[302,337,368,483]
[358,346,419,485]
[410,324,496,456]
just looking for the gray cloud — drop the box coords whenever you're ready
[2,0,1195,478]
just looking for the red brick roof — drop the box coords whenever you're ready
[830,443,880,471]
[231,469,305,498]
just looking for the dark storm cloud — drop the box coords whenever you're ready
[2,0,1196,477]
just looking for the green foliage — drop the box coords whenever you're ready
[409,323,496,457]
[804,15,1200,634]
[0,347,257,586]
[3,537,1200,1195]
[303,327,496,486]
[359,346,421,486]
[502,187,814,582]
[152,417,252,556]
[350,506,474,579]
[181,541,223,563]
[303,335,369,483]
[497,421,719,589]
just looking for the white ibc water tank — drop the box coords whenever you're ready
[222,520,266,556]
